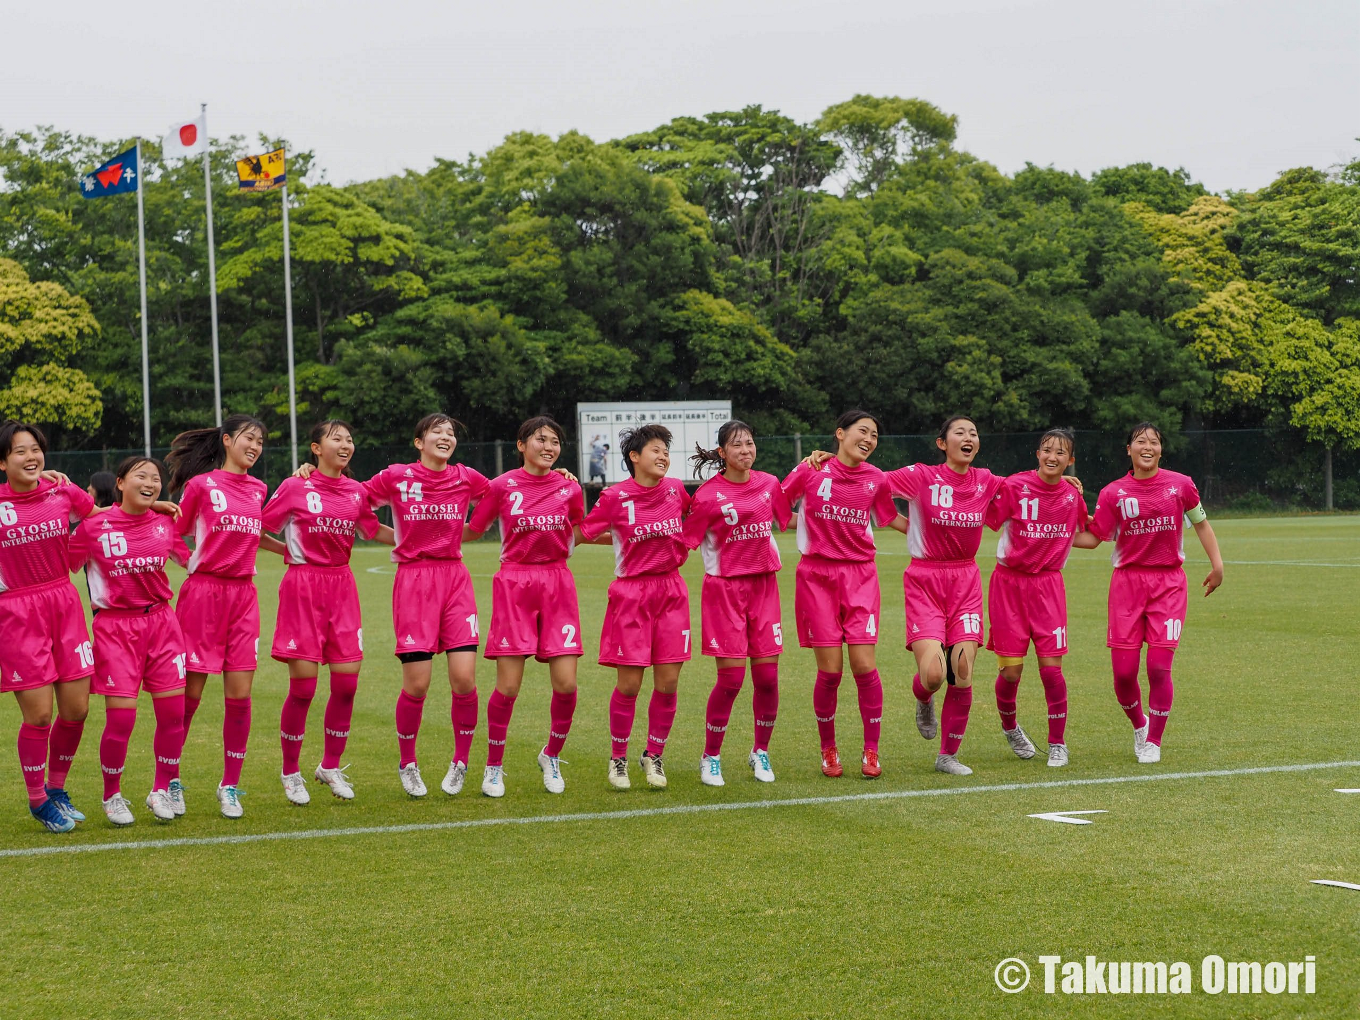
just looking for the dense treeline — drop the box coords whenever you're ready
[1,95,1356,457]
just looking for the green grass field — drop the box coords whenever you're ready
[2,515,1358,1018]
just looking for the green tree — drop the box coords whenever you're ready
[817,95,958,196]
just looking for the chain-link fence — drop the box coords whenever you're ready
[42,429,1358,512]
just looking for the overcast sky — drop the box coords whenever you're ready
[4,0,1356,193]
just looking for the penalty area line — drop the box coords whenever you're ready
[4,759,1358,860]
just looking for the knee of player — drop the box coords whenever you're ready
[998,660,1024,683]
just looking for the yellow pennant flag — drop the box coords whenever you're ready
[236,148,286,191]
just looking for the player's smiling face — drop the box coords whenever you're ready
[520,427,561,474]
[836,418,878,465]
[225,425,264,471]
[0,430,45,489]
[632,439,670,482]
[313,425,354,475]
[722,429,756,473]
[1036,436,1074,482]
[1127,428,1162,474]
[938,419,979,468]
[118,460,163,512]
[416,421,458,465]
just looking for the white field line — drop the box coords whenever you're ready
[3,759,1357,861]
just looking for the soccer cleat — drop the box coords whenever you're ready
[537,750,566,794]
[46,787,85,823]
[748,749,775,783]
[1132,721,1150,759]
[1137,742,1162,765]
[916,695,937,740]
[700,754,725,787]
[481,765,505,798]
[167,778,187,816]
[399,763,427,798]
[145,789,175,822]
[31,798,76,833]
[935,753,973,776]
[861,748,883,779]
[607,756,631,790]
[639,753,667,789]
[216,784,245,819]
[441,761,468,797]
[314,764,355,800]
[1003,726,1037,760]
[281,772,311,806]
[821,745,843,777]
[102,794,135,827]
[1047,743,1069,768]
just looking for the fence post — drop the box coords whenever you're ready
[495,440,504,476]
[793,432,802,464]
[1325,446,1334,511]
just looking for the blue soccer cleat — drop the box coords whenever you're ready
[46,786,85,823]
[30,798,76,833]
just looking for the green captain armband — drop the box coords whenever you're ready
[1185,502,1207,525]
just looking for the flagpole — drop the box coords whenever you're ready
[280,181,298,471]
[202,103,222,427]
[135,139,152,457]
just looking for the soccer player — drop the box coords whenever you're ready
[684,420,792,786]
[69,457,192,826]
[984,428,1089,767]
[0,421,104,832]
[466,416,585,797]
[783,411,908,780]
[577,424,691,791]
[1084,422,1223,763]
[262,420,391,804]
[87,471,117,508]
[167,414,284,819]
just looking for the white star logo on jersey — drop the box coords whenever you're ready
[1167,486,1179,496]
[558,487,571,498]
[866,482,876,491]
[761,491,770,501]
[1065,493,1076,503]
[352,493,362,503]
[976,483,986,493]
[155,524,166,535]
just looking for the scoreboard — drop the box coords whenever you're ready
[577,401,732,485]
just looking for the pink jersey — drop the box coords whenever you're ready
[0,480,94,592]
[365,461,490,564]
[1089,469,1202,568]
[262,473,380,567]
[886,462,1003,561]
[782,459,898,562]
[986,470,1087,573]
[177,469,267,578]
[579,475,690,578]
[70,505,190,609]
[683,470,792,577]
[467,468,585,565]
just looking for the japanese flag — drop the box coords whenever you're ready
[162,115,207,159]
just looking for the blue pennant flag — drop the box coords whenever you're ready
[80,146,140,199]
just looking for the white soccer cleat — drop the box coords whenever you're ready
[481,765,505,798]
[399,763,427,798]
[1047,743,1069,768]
[103,794,135,827]
[216,784,245,819]
[1132,721,1150,759]
[1003,726,1037,760]
[167,778,186,816]
[314,764,355,800]
[1137,742,1162,764]
[145,789,175,822]
[700,754,725,787]
[639,753,667,789]
[748,749,775,783]
[916,695,937,740]
[537,750,566,794]
[607,756,631,790]
[440,760,467,797]
[934,753,973,776]
[281,771,311,806]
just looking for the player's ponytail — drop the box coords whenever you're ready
[166,413,265,492]
[690,419,753,479]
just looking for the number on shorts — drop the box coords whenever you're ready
[1164,618,1183,642]
[772,622,783,647]
[306,491,323,514]
[865,614,876,637]
[466,613,479,637]
[1118,496,1140,520]
[98,531,128,557]
[929,483,954,508]
[0,502,15,526]
[562,624,578,649]
[960,612,981,635]
[74,641,94,669]
[209,488,229,514]
[721,502,738,526]
[508,490,525,515]
[396,480,424,502]
[1019,497,1040,521]
[173,653,187,680]
[682,629,691,653]
[816,477,832,500]
[621,499,636,525]
[1052,625,1067,649]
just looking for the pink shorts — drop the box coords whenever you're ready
[393,560,478,656]
[904,559,984,647]
[272,565,365,665]
[485,564,583,661]
[92,603,187,698]
[0,579,93,692]
[598,572,691,667]
[176,574,260,674]
[794,557,880,648]
[1108,566,1188,649]
[701,572,784,658]
[986,566,1068,658]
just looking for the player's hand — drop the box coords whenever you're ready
[41,470,71,486]
[152,500,182,521]
[1063,474,1084,496]
[292,462,316,479]
[804,450,833,469]
[1202,566,1223,597]
[555,467,579,483]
